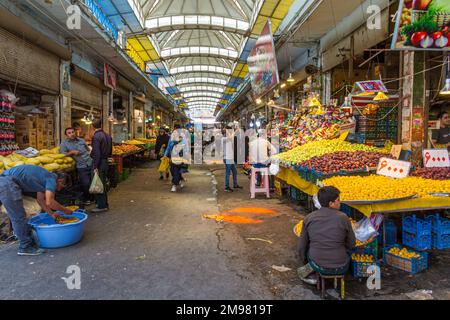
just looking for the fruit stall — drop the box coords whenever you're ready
[0,147,76,175]
[270,105,354,152]
[278,134,450,278]
[112,138,156,181]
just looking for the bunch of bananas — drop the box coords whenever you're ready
[352,254,375,263]
[387,247,421,260]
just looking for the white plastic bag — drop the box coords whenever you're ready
[355,217,378,242]
[89,170,104,194]
[269,163,280,175]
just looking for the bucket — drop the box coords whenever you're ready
[28,210,88,249]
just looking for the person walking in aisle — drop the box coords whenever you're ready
[165,124,188,192]
[91,120,112,213]
[222,126,242,192]
[155,128,170,180]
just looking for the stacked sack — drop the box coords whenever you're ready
[0,147,75,174]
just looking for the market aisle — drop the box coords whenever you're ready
[0,163,272,299]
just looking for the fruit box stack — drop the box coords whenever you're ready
[425,214,450,250]
[402,215,433,251]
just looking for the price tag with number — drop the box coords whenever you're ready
[377,157,411,179]
[423,149,450,168]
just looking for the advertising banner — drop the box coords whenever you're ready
[248,19,280,99]
[392,0,450,50]
[104,64,117,90]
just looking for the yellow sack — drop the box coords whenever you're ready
[158,157,170,173]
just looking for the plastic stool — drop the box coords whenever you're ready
[250,167,270,199]
[316,274,345,300]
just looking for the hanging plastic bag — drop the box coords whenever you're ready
[89,170,104,194]
[269,162,280,175]
[354,217,378,242]
[158,156,170,173]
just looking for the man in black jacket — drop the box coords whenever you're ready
[155,128,170,180]
[91,120,112,213]
[297,186,356,285]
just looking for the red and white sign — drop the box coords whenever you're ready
[355,80,388,93]
[104,63,117,90]
[377,157,411,179]
[423,149,450,168]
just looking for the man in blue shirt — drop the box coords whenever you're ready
[0,165,72,256]
[60,127,93,205]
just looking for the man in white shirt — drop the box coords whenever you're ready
[249,130,278,186]
[222,126,242,192]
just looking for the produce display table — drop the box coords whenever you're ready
[346,198,450,217]
[278,166,450,217]
[276,166,319,196]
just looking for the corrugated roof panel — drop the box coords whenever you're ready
[260,0,278,16]
[272,0,295,20]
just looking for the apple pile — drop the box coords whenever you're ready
[411,167,450,180]
[296,151,388,175]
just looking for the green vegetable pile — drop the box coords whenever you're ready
[401,9,440,45]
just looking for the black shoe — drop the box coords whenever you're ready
[18,246,46,256]
[225,188,234,192]
[233,185,243,189]
[159,176,164,180]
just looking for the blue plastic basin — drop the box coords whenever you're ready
[28,210,88,249]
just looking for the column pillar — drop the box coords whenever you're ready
[400,51,427,166]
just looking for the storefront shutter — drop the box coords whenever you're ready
[0,27,59,93]
[71,76,103,109]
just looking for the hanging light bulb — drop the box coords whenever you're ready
[256,98,262,105]
[341,96,352,108]
[249,122,254,128]
[373,91,389,101]
[287,73,295,83]
[274,89,280,99]
[280,83,286,89]
[256,119,261,128]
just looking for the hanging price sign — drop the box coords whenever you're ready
[377,157,411,179]
[423,149,450,168]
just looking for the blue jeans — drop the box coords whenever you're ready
[252,163,268,185]
[225,163,237,189]
[78,167,93,202]
[95,159,109,209]
[0,176,34,249]
[170,164,183,186]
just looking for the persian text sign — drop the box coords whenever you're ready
[377,157,411,179]
[423,149,450,168]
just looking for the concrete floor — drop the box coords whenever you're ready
[1,161,449,300]
[0,163,273,299]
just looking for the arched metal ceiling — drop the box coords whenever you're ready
[120,0,296,117]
